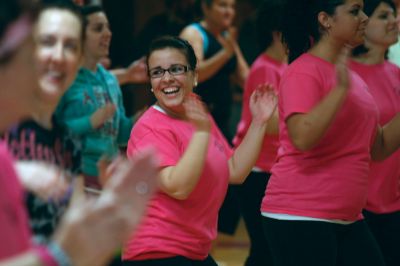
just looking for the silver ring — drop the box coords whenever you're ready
[135,181,149,195]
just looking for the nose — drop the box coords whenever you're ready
[160,69,174,81]
[51,42,64,63]
[360,10,369,24]
[104,27,112,39]
[389,14,398,25]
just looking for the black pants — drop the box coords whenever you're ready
[363,210,400,266]
[237,171,273,266]
[122,255,218,266]
[262,217,386,266]
[217,184,241,235]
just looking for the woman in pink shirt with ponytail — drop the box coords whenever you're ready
[261,0,400,265]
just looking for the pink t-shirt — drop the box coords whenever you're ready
[350,60,400,214]
[0,142,57,266]
[261,53,379,221]
[0,142,32,258]
[123,106,233,261]
[233,54,287,172]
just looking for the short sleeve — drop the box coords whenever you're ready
[127,127,182,168]
[280,71,322,121]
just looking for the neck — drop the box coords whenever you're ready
[353,43,387,65]
[31,107,54,129]
[265,43,287,63]
[201,20,223,36]
[155,103,185,120]
[309,37,345,64]
[83,55,99,72]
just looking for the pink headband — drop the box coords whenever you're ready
[0,14,32,60]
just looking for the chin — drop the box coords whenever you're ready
[348,38,364,48]
[41,88,63,101]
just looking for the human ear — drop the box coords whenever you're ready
[318,11,333,30]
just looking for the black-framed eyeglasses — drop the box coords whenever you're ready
[148,64,192,79]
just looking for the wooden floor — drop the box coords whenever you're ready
[212,219,250,266]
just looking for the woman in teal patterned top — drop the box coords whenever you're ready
[56,5,133,192]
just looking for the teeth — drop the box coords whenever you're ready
[47,71,63,79]
[163,87,179,94]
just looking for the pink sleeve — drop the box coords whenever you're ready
[280,72,322,121]
[127,128,181,168]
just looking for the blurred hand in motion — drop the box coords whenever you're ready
[15,161,71,202]
[183,93,211,133]
[54,148,159,266]
[90,103,116,129]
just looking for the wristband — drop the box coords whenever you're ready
[47,241,72,266]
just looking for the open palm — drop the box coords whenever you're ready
[249,83,278,124]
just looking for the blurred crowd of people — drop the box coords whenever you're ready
[2,0,400,266]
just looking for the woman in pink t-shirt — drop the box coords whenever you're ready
[260,0,400,266]
[232,1,287,265]
[350,1,400,265]
[122,36,277,266]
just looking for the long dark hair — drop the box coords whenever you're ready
[80,4,104,32]
[282,0,344,63]
[256,0,286,49]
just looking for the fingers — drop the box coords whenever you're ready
[183,94,211,131]
[336,46,350,90]
[251,83,276,102]
[102,147,159,201]
[249,83,278,124]
[97,156,112,187]
[90,103,116,128]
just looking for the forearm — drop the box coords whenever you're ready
[265,108,279,135]
[371,113,400,160]
[197,49,233,82]
[110,68,128,85]
[0,241,69,266]
[159,131,210,200]
[0,252,43,266]
[234,48,249,87]
[288,86,348,151]
[229,121,267,184]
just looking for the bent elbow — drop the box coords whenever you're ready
[291,138,315,152]
[167,189,191,200]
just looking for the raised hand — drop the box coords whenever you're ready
[54,148,159,266]
[90,103,116,129]
[183,93,211,132]
[15,161,71,202]
[249,84,278,125]
[217,29,236,58]
[126,57,148,84]
[336,45,351,91]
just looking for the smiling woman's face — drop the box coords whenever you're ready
[148,47,196,114]
[34,8,82,106]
